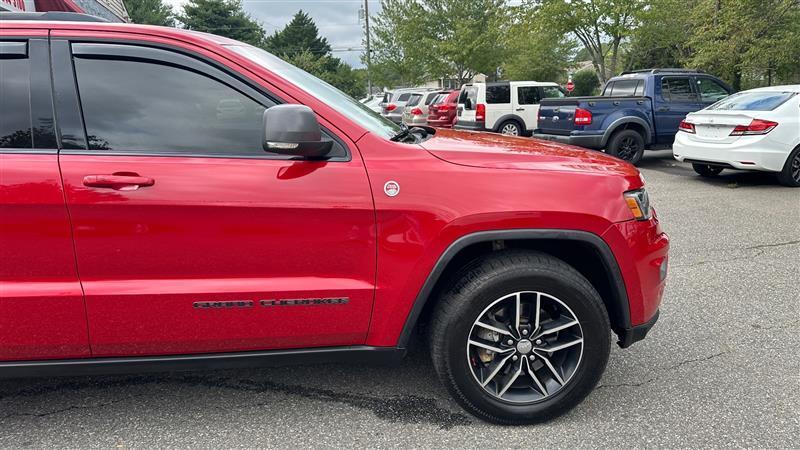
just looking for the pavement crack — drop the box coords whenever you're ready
[0,394,144,420]
[596,351,730,390]
[746,239,800,250]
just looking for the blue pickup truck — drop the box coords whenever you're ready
[534,69,733,164]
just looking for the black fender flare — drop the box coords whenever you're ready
[601,117,653,147]
[397,229,631,348]
[492,114,527,133]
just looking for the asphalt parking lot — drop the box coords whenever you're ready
[1,150,798,448]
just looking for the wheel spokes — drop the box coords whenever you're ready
[481,352,516,387]
[475,320,513,337]
[534,317,580,339]
[538,354,565,385]
[538,337,583,353]
[498,359,523,397]
[468,339,514,355]
[524,356,547,396]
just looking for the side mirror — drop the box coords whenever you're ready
[262,104,333,159]
[464,98,473,110]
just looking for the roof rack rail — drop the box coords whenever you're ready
[620,68,705,75]
[0,12,109,23]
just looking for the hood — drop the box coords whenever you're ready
[420,129,639,177]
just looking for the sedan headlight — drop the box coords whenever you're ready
[624,188,651,221]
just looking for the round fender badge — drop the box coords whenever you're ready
[383,180,400,197]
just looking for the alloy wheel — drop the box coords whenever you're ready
[792,153,800,183]
[617,136,641,161]
[467,291,584,404]
[501,124,520,136]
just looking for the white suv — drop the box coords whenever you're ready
[454,81,565,136]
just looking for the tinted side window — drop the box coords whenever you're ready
[424,92,439,105]
[634,80,645,96]
[661,77,696,102]
[0,55,32,149]
[486,85,511,104]
[406,94,423,107]
[517,86,540,105]
[459,86,478,109]
[74,57,269,155]
[697,78,730,103]
[396,93,411,102]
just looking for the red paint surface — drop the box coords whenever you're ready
[1,22,668,361]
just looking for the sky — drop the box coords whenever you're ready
[163,0,382,67]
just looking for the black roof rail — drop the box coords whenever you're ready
[620,68,705,75]
[0,12,109,22]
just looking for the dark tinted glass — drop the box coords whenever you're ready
[662,77,696,102]
[709,91,795,111]
[459,86,478,109]
[75,57,268,155]
[634,81,645,96]
[486,85,511,104]
[541,86,565,99]
[0,58,32,149]
[424,92,439,105]
[517,86,540,105]
[397,93,411,102]
[610,80,639,96]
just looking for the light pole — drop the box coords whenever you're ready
[364,0,373,96]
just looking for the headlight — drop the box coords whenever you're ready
[624,188,651,221]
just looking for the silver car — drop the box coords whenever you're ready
[381,88,437,124]
[402,91,446,126]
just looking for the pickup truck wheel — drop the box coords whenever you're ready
[499,120,522,136]
[607,129,645,165]
[777,146,800,187]
[692,163,724,178]
[429,250,610,425]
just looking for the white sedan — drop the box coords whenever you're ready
[673,85,800,187]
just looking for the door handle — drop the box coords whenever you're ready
[657,107,670,112]
[515,108,525,111]
[83,174,155,191]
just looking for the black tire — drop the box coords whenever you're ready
[777,146,800,187]
[692,163,724,177]
[429,250,611,425]
[498,120,522,136]
[607,129,645,165]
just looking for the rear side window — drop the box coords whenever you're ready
[517,86,541,105]
[396,93,411,103]
[661,77,696,102]
[696,78,730,103]
[381,92,392,103]
[0,52,32,149]
[74,57,269,155]
[424,92,439,105]
[486,85,511,104]
[406,94,423,107]
[431,94,446,105]
[708,91,796,111]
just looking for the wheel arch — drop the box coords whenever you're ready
[398,229,632,349]
[492,114,526,133]
[601,117,652,147]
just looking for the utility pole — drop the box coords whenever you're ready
[364,0,373,96]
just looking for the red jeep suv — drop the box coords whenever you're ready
[0,13,669,424]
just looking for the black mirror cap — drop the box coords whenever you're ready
[262,104,334,159]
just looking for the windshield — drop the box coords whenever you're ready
[227,44,401,139]
[708,91,795,111]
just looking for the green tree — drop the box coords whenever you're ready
[125,0,175,26]
[370,0,509,88]
[263,10,332,60]
[369,0,429,87]
[623,0,690,71]
[571,68,600,96]
[535,0,645,83]
[502,4,577,82]
[179,0,264,47]
[686,0,800,90]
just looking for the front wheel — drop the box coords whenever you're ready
[692,163,724,177]
[429,251,611,425]
[607,129,645,165]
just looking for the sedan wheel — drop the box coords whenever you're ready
[500,122,520,136]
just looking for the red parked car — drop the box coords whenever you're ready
[0,13,668,424]
[427,90,459,128]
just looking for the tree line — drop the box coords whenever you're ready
[370,0,800,94]
[126,0,799,98]
[125,0,366,97]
